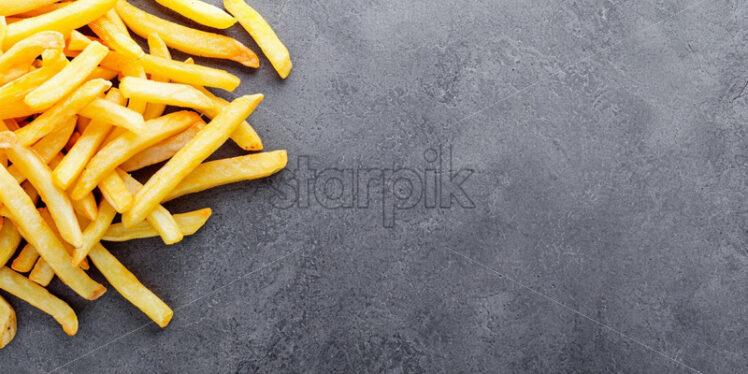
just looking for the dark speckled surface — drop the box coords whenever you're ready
[1,0,747,373]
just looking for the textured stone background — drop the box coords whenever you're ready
[1,0,747,373]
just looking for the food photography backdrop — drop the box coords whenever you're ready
[1,0,747,373]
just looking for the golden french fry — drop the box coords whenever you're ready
[37,206,89,270]
[103,208,211,241]
[67,30,92,51]
[124,94,262,226]
[0,51,68,108]
[3,0,116,49]
[121,121,204,172]
[142,34,170,121]
[10,243,37,273]
[0,0,60,17]
[0,294,15,348]
[72,199,116,266]
[0,30,64,72]
[88,13,143,59]
[7,115,76,184]
[0,267,78,335]
[0,220,21,267]
[24,41,109,110]
[224,0,292,78]
[72,192,98,221]
[156,0,236,29]
[54,88,124,190]
[166,150,287,201]
[98,171,133,213]
[86,66,118,81]
[0,101,37,119]
[118,171,182,244]
[139,54,240,92]
[116,0,258,67]
[28,258,54,286]
[119,77,214,112]
[0,16,6,53]
[105,8,128,34]
[14,78,111,146]
[79,97,146,133]
[121,62,148,114]
[12,2,73,18]
[0,181,38,218]
[194,84,263,151]
[88,244,173,327]
[3,134,82,247]
[71,111,200,200]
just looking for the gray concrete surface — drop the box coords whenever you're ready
[1,0,747,373]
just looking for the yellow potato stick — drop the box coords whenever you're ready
[0,267,78,335]
[14,78,111,146]
[88,15,143,59]
[0,294,16,348]
[116,0,258,67]
[0,16,5,53]
[98,171,133,213]
[119,77,214,112]
[0,53,68,108]
[0,182,38,218]
[0,220,21,267]
[0,31,64,72]
[86,66,119,81]
[121,122,204,172]
[118,171,182,244]
[38,207,89,270]
[72,199,116,266]
[10,243,37,273]
[72,192,98,221]
[3,0,116,49]
[88,244,173,327]
[28,258,54,286]
[122,62,148,114]
[124,94,262,226]
[7,115,76,184]
[0,0,60,17]
[165,150,288,201]
[24,41,109,110]
[0,101,37,120]
[142,34,170,120]
[103,208,211,241]
[105,8,128,34]
[79,97,146,134]
[224,0,292,78]
[156,0,236,29]
[14,2,75,18]
[139,54,241,92]
[54,88,125,190]
[67,30,92,51]
[3,134,83,247]
[71,111,199,200]
[195,85,263,151]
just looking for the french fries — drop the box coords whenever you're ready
[156,0,236,29]
[116,0,259,67]
[224,0,292,78]
[103,208,211,241]
[88,244,173,327]
[0,267,77,335]
[0,0,290,344]
[124,94,262,226]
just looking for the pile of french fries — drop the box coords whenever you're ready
[0,0,291,347]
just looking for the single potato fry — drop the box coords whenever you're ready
[224,0,292,78]
[10,243,38,273]
[28,258,54,287]
[72,199,116,266]
[194,84,263,151]
[116,0,258,67]
[119,77,214,112]
[14,2,74,18]
[121,121,205,172]
[103,208,211,241]
[24,41,109,110]
[121,62,148,114]
[138,54,240,92]
[72,192,98,221]
[0,31,64,72]
[156,0,236,29]
[67,30,93,51]
[0,267,78,335]
[71,110,200,200]
[0,294,15,348]
[98,171,133,213]
[142,34,170,121]
[0,220,21,267]
[14,78,111,146]
[118,171,183,244]
[3,0,116,49]
[79,97,146,134]
[165,150,287,201]
[8,115,76,184]
[124,94,263,226]
[88,244,173,327]
[53,88,125,190]
[88,14,143,59]
[87,66,119,81]
[0,0,59,17]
